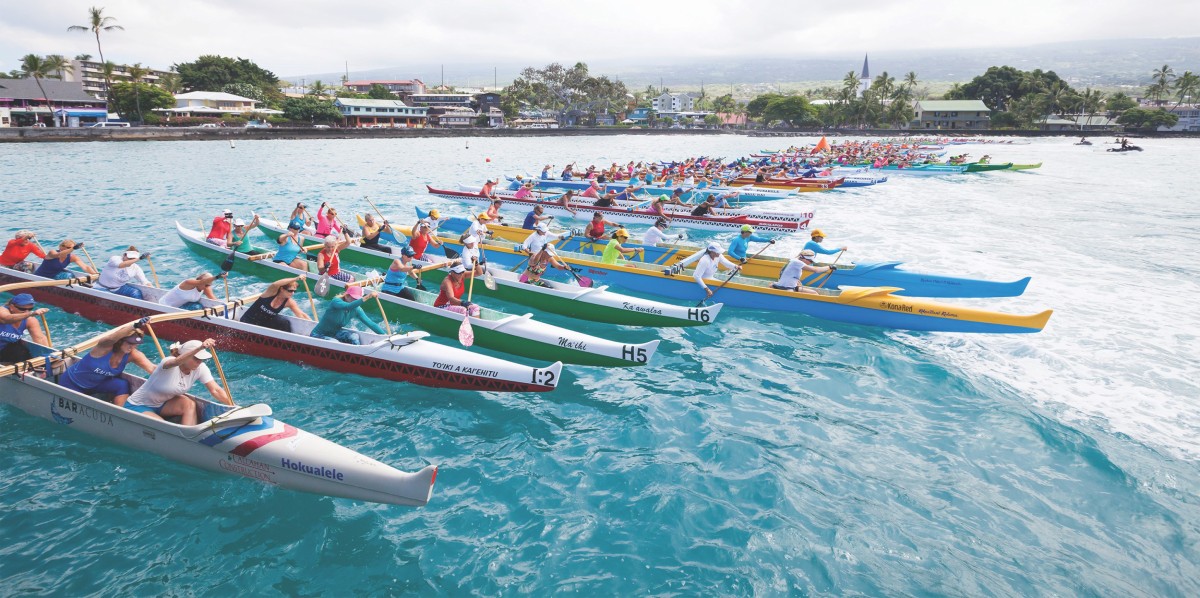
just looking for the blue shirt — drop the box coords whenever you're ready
[311,297,385,338]
[65,349,130,389]
[381,267,410,294]
[523,211,539,230]
[803,240,842,256]
[728,234,773,260]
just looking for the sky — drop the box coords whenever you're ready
[2,0,1198,81]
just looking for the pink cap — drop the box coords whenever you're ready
[345,285,364,300]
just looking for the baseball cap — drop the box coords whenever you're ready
[450,264,466,274]
[345,286,364,300]
[123,250,140,260]
[223,209,233,217]
[179,339,212,360]
[799,249,816,259]
[400,245,416,257]
[535,224,548,233]
[122,334,144,345]
[233,219,246,227]
[9,293,35,307]
[463,235,479,245]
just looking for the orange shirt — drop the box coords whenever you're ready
[0,239,46,267]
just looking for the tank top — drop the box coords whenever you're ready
[274,235,301,263]
[381,266,409,294]
[159,283,204,308]
[64,349,130,389]
[319,251,340,276]
[410,235,430,259]
[231,231,253,253]
[0,319,27,346]
[241,294,287,325]
[588,221,606,238]
[433,279,464,307]
[34,254,71,278]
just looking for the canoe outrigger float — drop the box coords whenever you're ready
[0,313,436,506]
[0,267,560,392]
[178,223,658,367]
[464,222,1031,299]
[256,217,723,327]
[426,186,810,233]
[442,240,1052,333]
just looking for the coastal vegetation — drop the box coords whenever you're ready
[500,62,628,125]
[67,6,123,113]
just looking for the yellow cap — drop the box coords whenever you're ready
[614,229,629,238]
[477,212,491,221]
[429,209,440,219]
[811,228,825,238]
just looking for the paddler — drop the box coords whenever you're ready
[522,204,554,230]
[158,272,222,309]
[408,221,442,260]
[554,189,579,217]
[316,235,355,283]
[125,339,229,424]
[58,317,155,406]
[273,222,309,270]
[803,229,847,257]
[479,178,499,199]
[642,218,683,246]
[460,235,486,277]
[600,228,642,265]
[357,213,399,254]
[0,230,46,273]
[288,202,313,233]
[96,247,152,299]
[585,212,620,241]
[772,249,836,294]
[433,263,480,317]
[380,246,420,300]
[33,239,97,279]
[669,243,740,299]
[205,209,234,247]
[522,245,569,286]
[0,293,49,364]
[309,285,386,345]
[461,212,492,243]
[228,215,261,255]
[728,225,775,262]
[521,224,568,256]
[239,276,312,332]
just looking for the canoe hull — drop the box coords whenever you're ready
[0,374,435,506]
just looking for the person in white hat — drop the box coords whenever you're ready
[521,223,569,256]
[227,214,261,254]
[459,235,485,277]
[206,209,235,247]
[772,249,837,293]
[96,246,152,299]
[461,212,492,243]
[159,272,223,309]
[667,242,740,298]
[433,262,480,317]
[126,338,228,424]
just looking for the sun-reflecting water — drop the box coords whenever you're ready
[1,135,1197,595]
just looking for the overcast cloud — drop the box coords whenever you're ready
[2,0,1197,79]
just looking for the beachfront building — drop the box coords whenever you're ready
[651,92,695,113]
[1156,104,1200,132]
[428,106,475,127]
[406,93,474,109]
[342,79,426,95]
[161,91,261,117]
[0,78,107,127]
[62,59,172,102]
[910,100,991,130]
[334,98,427,128]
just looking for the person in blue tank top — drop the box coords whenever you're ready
[273,223,309,270]
[523,204,554,230]
[803,229,847,258]
[728,225,775,261]
[33,239,98,280]
[0,294,49,364]
[59,318,155,406]
[288,202,313,233]
[381,246,419,300]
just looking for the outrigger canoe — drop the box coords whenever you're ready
[510,176,812,203]
[426,186,810,233]
[449,240,1053,333]
[450,222,1032,299]
[1,342,435,507]
[964,162,1014,172]
[178,223,658,367]
[0,267,561,392]
[256,218,722,327]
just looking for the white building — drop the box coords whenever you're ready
[164,91,261,116]
[651,92,695,112]
[1157,104,1200,132]
[858,54,870,98]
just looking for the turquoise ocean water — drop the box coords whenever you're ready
[1,135,1198,595]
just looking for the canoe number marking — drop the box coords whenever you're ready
[686,308,710,322]
[621,345,648,363]
[53,396,113,427]
[530,368,556,386]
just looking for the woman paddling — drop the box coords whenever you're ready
[239,277,311,332]
[59,318,155,406]
[125,339,229,425]
[34,239,97,279]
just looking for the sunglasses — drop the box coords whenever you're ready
[283,287,298,293]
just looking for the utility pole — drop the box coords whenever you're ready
[440,64,444,90]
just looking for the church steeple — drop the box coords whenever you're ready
[858,54,871,98]
[860,54,870,80]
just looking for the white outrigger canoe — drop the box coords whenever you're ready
[0,266,561,392]
[1,347,436,506]
[178,222,659,367]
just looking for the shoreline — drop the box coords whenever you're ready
[1,127,1193,143]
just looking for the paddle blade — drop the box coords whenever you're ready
[221,249,237,272]
[443,246,461,260]
[576,275,593,288]
[483,270,497,291]
[314,273,330,296]
[457,314,474,347]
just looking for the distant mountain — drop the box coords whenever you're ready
[287,37,1199,91]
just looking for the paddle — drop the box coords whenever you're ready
[366,271,392,336]
[144,254,160,288]
[39,313,52,347]
[209,347,235,406]
[480,248,497,291]
[814,250,846,290]
[79,244,99,274]
[458,268,475,347]
[565,265,593,288]
[0,274,97,294]
[143,323,166,359]
[299,275,319,321]
[696,244,773,307]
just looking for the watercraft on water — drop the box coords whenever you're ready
[964,162,1014,172]
[256,217,722,327]
[426,239,1053,333]
[0,313,436,506]
[0,268,560,392]
[453,222,1032,299]
[178,223,658,367]
[510,176,816,203]
[1007,163,1043,171]
[426,186,810,233]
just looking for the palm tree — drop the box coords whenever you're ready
[74,53,92,61]
[127,63,148,123]
[158,72,182,95]
[904,71,919,90]
[1173,71,1200,110]
[1041,81,1072,128]
[19,54,59,127]
[68,6,124,112]
[1080,88,1105,130]
[1150,64,1175,105]
[308,80,328,97]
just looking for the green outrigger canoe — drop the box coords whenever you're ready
[965,162,1014,172]
[255,217,722,327]
[177,222,658,367]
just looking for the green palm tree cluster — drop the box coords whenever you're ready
[818,70,921,128]
[67,6,124,112]
[19,54,74,126]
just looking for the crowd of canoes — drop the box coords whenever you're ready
[1,137,1051,507]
